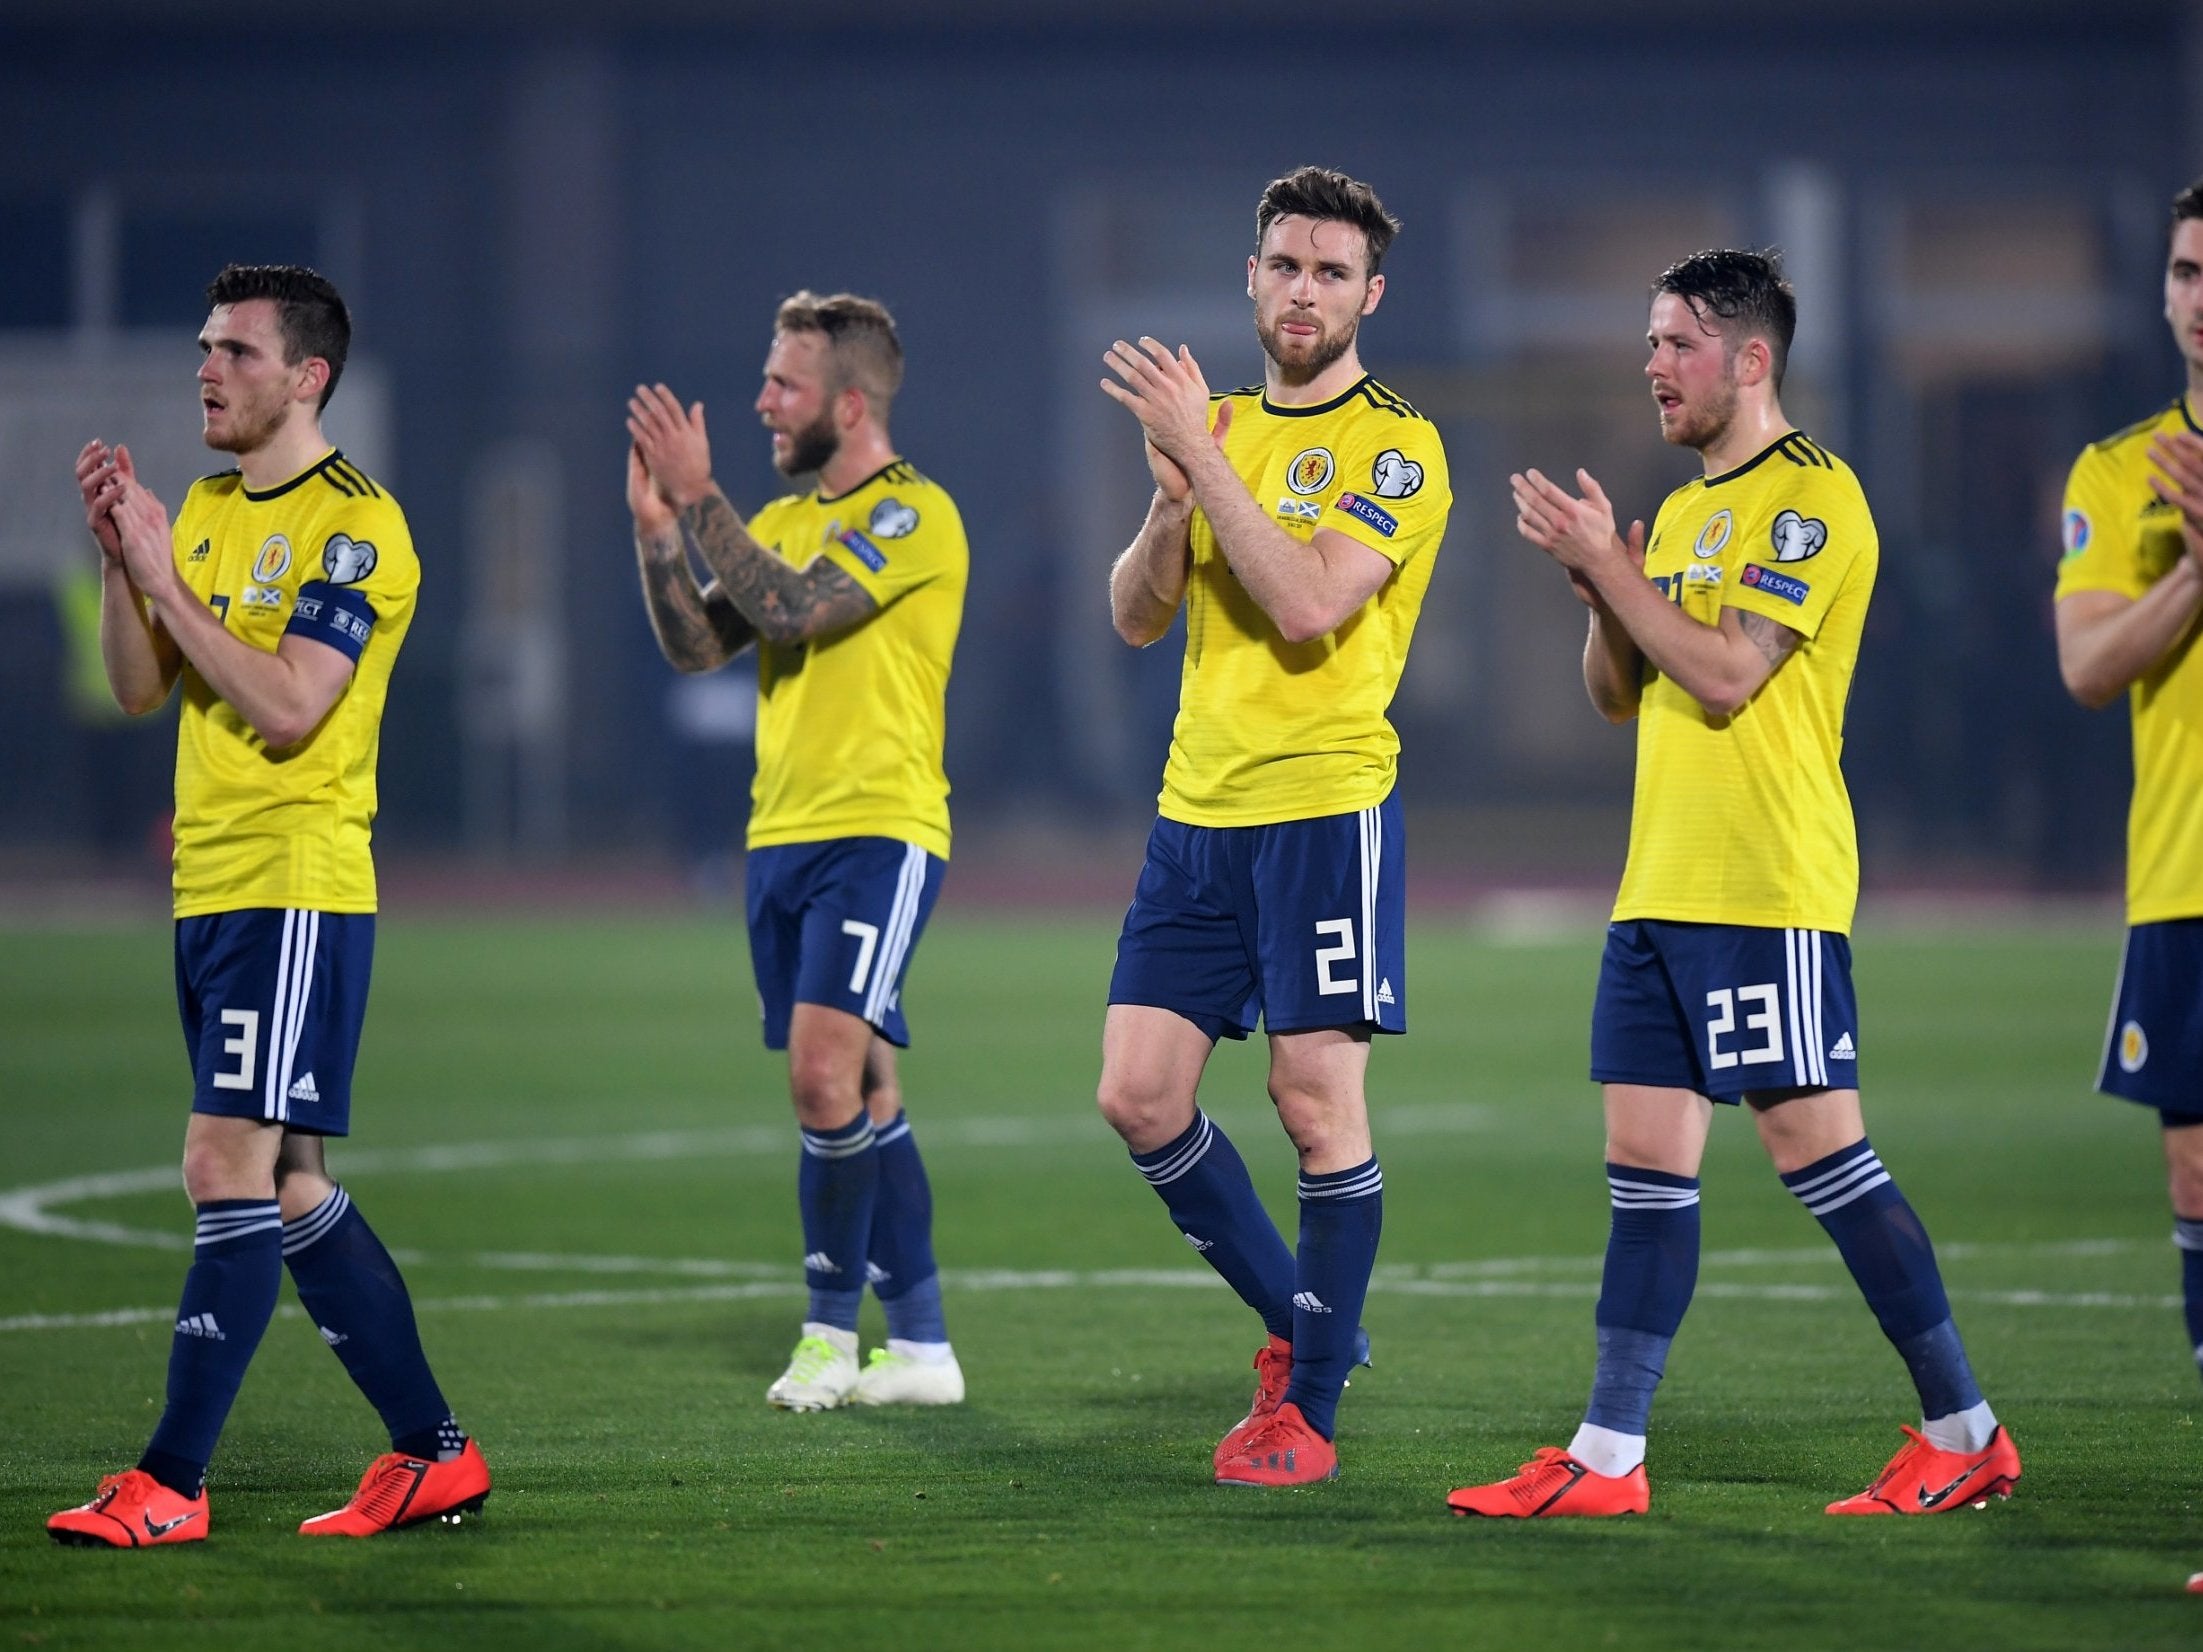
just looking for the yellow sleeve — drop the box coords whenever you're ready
[1321,421,1451,567]
[2053,443,2146,601]
[1723,471,1871,640]
[816,485,964,606]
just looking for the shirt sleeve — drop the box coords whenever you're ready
[815,486,963,606]
[2052,443,2147,601]
[1320,421,1452,568]
[284,505,417,662]
[1723,471,1870,641]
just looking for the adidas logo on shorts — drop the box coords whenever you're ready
[803,1252,840,1274]
[1828,1032,1856,1062]
[287,1072,320,1104]
[1376,978,1396,1007]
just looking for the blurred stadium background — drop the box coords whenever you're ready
[3,0,2197,907]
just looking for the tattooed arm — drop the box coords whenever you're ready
[681,491,879,646]
[634,526,757,673]
[629,442,754,672]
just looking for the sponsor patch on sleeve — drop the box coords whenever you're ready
[1332,491,1399,539]
[1739,563,1810,606]
[837,529,889,572]
[2062,508,2091,557]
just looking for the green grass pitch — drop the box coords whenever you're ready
[1,910,2197,1648]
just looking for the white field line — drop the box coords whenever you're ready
[0,1112,2177,1334]
[0,1106,1493,1254]
[0,1268,2177,1336]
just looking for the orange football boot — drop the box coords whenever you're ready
[48,1469,209,1548]
[1826,1425,2019,1515]
[299,1439,491,1537]
[1447,1446,1649,1518]
[1215,1401,1338,1487]
[1213,1334,1293,1473]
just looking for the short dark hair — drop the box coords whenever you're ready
[1255,166,1400,276]
[204,264,351,410]
[774,290,904,413]
[2171,178,2203,235]
[1652,248,1797,389]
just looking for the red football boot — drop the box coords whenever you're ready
[1825,1424,2019,1515]
[48,1470,209,1548]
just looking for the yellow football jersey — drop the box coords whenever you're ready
[1161,375,1450,826]
[167,450,418,918]
[743,459,965,860]
[2055,397,2203,924]
[1613,432,1876,934]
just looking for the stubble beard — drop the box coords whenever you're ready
[1658,372,1740,457]
[204,395,287,457]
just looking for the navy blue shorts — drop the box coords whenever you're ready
[174,908,374,1134]
[745,837,944,1051]
[2099,919,2203,1112]
[1591,919,1859,1102]
[1108,796,1406,1042]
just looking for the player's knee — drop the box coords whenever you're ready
[180,1139,274,1205]
[2168,1149,2203,1215]
[1268,1083,1358,1162]
[1095,1066,1181,1147]
[787,1055,863,1129]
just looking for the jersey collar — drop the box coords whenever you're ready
[2181,395,2201,436]
[816,458,904,505]
[1260,374,1372,418]
[1700,430,1806,489]
[240,448,343,503]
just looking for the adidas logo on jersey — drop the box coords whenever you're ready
[187,538,211,562]
[1375,978,1396,1007]
[803,1252,841,1274]
[287,1072,320,1103]
[176,1313,225,1341]
[1291,1291,1332,1314]
[1828,1032,1856,1061]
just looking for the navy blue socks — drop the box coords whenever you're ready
[140,1200,283,1496]
[869,1111,949,1345]
[1279,1157,1383,1440]
[1572,1165,1700,1476]
[1130,1112,1295,1340]
[798,1112,877,1331]
[283,1186,458,1459]
[1783,1138,1993,1447]
[2177,1216,2203,1385]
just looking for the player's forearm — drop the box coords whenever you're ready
[1582,606,1644,723]
[2057,562,2203,708]
[1110,492,1192,646]
[1592,564,1766,718]
[1183,449,1352,643]
[680,490,867,645]
[97,561,178,714]
[634,527,752,671]
[142,582,339,747]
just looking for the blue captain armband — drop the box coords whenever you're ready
[284,580,378,661]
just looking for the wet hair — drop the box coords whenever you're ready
[2172,178,2203,235]
[204,264,351,410]
[1652,248,1797,388]
[1255,166,1400,276]
[774,290,904,414]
